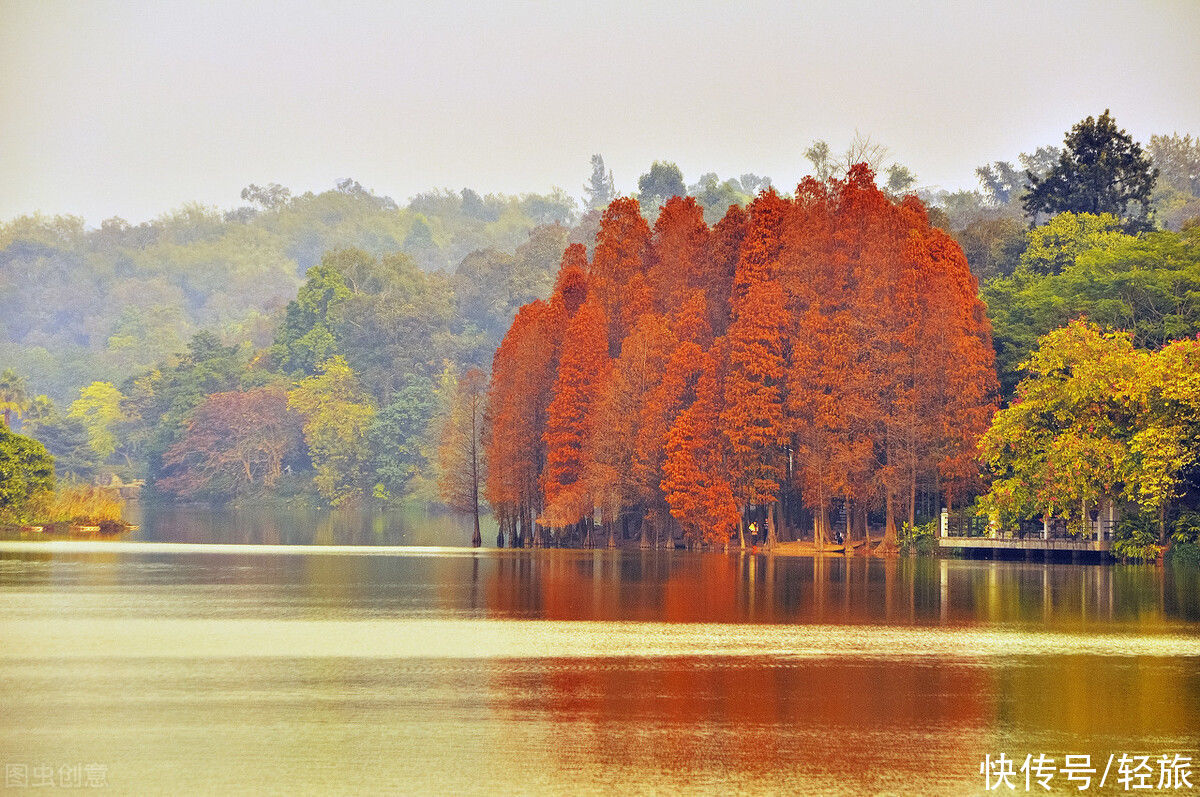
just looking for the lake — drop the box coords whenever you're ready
[2,507,1199,794]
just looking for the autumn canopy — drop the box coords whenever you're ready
[486,166,998,551]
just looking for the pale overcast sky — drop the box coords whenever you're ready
[2,0,1198,225]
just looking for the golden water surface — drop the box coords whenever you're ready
[2,538,1199,795]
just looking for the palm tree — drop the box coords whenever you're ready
[0,369,30,429]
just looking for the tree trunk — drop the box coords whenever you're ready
[765,502,778,549]
[908,467,917,532]
[874,491,900,555]
[844,497,852,556]
[471,503,482,548]
[639,513,652,549]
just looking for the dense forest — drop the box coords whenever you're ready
[2,115,1200,554]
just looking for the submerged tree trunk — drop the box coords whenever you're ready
[874,491,900,555]
[639,512,652,549]
[854,501,867,550]
[844,497,852,556]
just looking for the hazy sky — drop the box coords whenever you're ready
[2,0,1198,225]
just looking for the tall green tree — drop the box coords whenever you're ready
[271,259,351,376]
[369,375,440,502]
[1023,110,1158,232]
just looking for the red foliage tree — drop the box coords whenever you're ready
[703,204,748,337]
[541,295,612,542]
[586,310,678,547]
[647,196,710,316]
[485,299,558,546]
[721,189,790,547]
[590,197,651,353]
[663,340,740,547]
[160,386,300,498]
[486,162,999,558]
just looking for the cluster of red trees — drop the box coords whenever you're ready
[159,385,300,498]
[486,166,998,551]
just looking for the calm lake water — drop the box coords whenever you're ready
[2,507,1199,795]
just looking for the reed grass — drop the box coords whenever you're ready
[27,485,125,525]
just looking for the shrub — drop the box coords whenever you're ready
[1167,511,1200,568]
[1167,541,1200,568]
[1112,512,1161,561]
[1171,510,1200,545]
[900,520,938,556]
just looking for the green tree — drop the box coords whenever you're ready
[125,331,250,483]
[637,161,686,216]
[1148,133,1200,196]
[270,259,351,376]
[954,216,1027,281]
[1018,212,1126,276]
[369,375,440,502]
[287,356,376,504]
[1023,110,1158,231]
[273,247,455,401]
[688,173,750,225]
[68,382,125,462]
[980,321,1141,534]
[583,154,616,211]
[885,164,918,195]
[976,160,1026,205]
[0,427,55,522]
[240,182,292,210]
[984,222,1200,396]
[20,396,95,480]
[0,368,30,429]
[1147,133,1200,231]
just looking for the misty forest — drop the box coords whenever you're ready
[4,114,1200,560]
